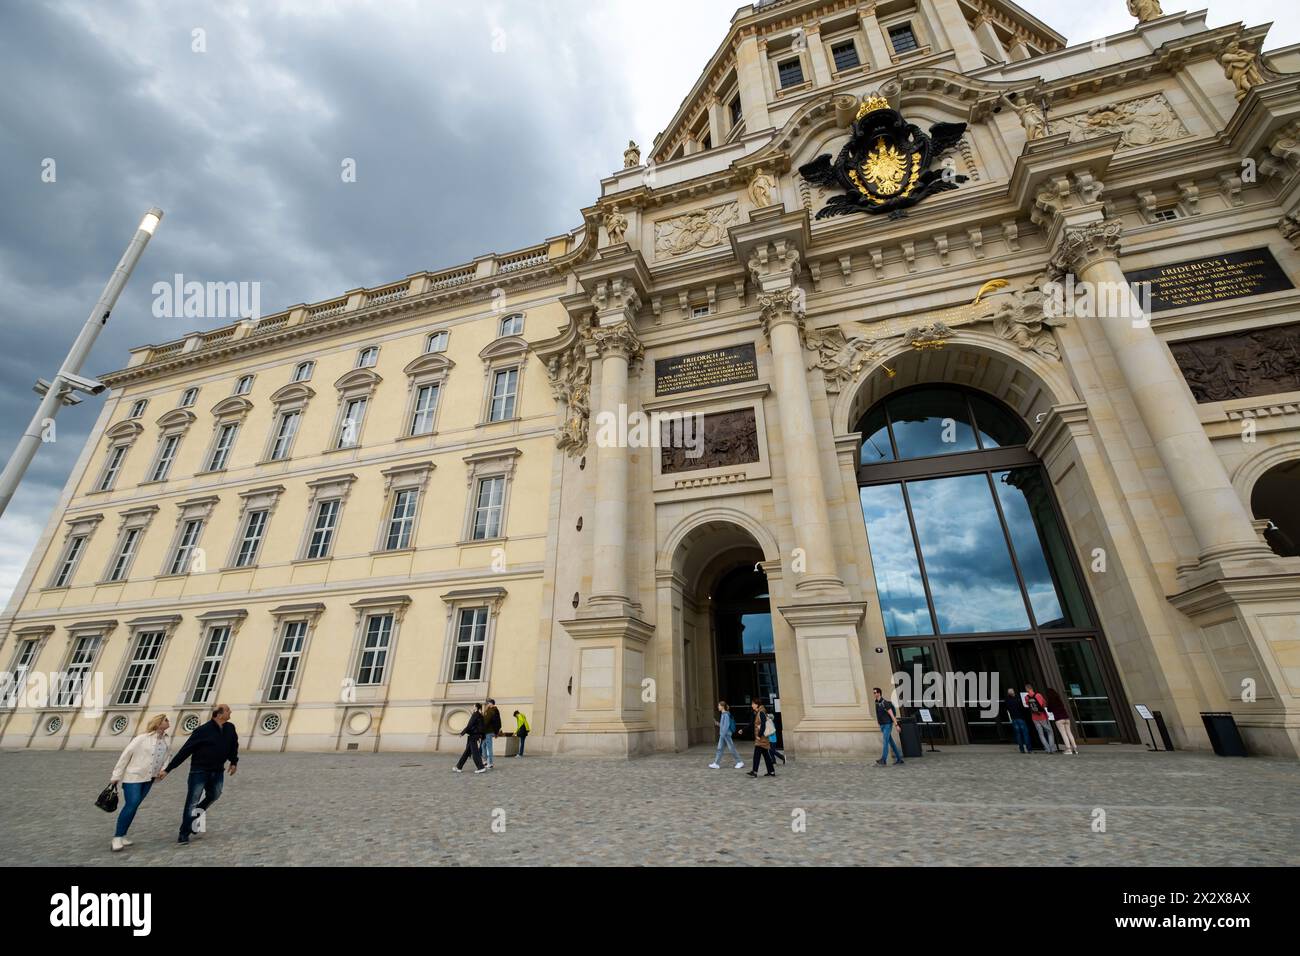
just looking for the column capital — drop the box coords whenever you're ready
[591,321,644,364]
[1049,218,1123,275]
[757,287,807,343]
[589,275,643,325]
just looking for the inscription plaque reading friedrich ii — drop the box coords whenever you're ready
[660,408,760,474]
[654,344,758,396]
[1124,248,1293,313]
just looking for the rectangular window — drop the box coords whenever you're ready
[729,95,742,126]
[190,625,231,704]
[356,614,393,685]
[471,475,505,540]
[293,362,314,382]
[452,607,488,682]
[691,304,711,318]
[52,535,87,588]
[8,639,40,702]
[356,346,379,368]
[1150,208,1180,222]
[234,510,268,567]
[499,314,524,337]
[128,400,148,419]
[384,489,418,551]
[207,423,238,471]
[488,368,518,422]
[831,40,860,71]
[168,519,204,575]
[889,24,918,54]
[179,387,198,408]
[234,375,254,395]
[97,445,128,492]
[57,635,101,706]
[267,621,307,702]
[426,331,449,353]
[778,58,804,88]
[305,499,340,559]
[336,397,368,449]
[150,434,181,482]
[107,527,141,582]
[269,410,299,461]
[409,383,440,436]
[116,630,165,705]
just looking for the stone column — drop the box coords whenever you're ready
[858,3,894,71]
[805,25,832,86]
[1052,219,1273,567]
[735,33,771,132]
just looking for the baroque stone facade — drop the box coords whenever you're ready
[5,1,1300,760]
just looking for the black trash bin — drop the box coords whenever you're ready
[1200,712,1248,756]
[897,717,923,758]
[1152,710,1176,752]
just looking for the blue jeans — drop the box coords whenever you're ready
[114,781,152,838]
[482,735,495,765]
[516,733,526,756]
[713,733,740,764]
[879,722,902,762]
[180,769,224,839]
[1011,718,1032,752]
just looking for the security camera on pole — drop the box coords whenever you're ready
[0,207,163,519]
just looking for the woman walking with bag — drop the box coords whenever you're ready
[108,713,171,852]
[746,701,776,778]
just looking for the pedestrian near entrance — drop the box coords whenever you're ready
[709,701,744,769]
[512,710,530,757]
[746,702,776,777]
[872,687,904,766]
[1004,688,1032,753]
[1045,687,1079,754]
[158,703,238,846]
[1024,683,1056,752]
[482,698,502,769]
[108,713,171,852]
[454,703,487,773]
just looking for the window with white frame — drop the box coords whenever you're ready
[167,519,205,575]
[267,620,308,702]
[6,632,46,705]
[128,399,148,419]
[691,304,712,318]
[451,606,488,682]
[471,475,505,540]
[330,369,379,451]
[409,383,441,436]
[56,632,104,706]
[190,623,232,703]
[148,433,182,482]
[52,535,88,588]
[335,396,368,449]
[10,637,41,678]
[355,346,379,369]
[356,613,393,685]
[293,361,314,382]
[96,443,131,492]
[298,473,356,561]
[374,461,432,553]
[499,313,524,337]
[179,387,199,408]
[234,375,254,395]
[263,382,313,462]
[206,422,239,471]
[233,510,269,567]
[116,629,166,705]
[488,368,518,422]
[425,330,449,353]
[107,527,142,582]
[305,499,341,559]
[384,489,418,550]
[269,410,299,461]
[461,448,519,543]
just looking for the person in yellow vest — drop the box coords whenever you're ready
[512,710,530,757]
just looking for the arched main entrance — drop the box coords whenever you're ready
[853,383,1132,746]
[1251,459,1300,557]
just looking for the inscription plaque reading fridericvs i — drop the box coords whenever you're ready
[654,343,758,396]
[1124,248,1293,313]
[660,408,760,474]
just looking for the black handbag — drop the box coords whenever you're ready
[95,783,119,813]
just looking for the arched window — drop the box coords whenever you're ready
[854,385,1127,745]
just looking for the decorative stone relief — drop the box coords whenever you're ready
[748,171,777,208]
[806,327,885,392]
[546,347,592,456]
[1280,212,1300,250]
[1051,93,1187,150]
[1049,219,1124,275]
[1218,40,1266,101]
[660,408,760,474]
[653,201,739,257]
[602,205,628,245]
[1000,92,1048,140]
[1169,322,1300,403]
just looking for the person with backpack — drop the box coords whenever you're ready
[708,700,744,769]
[481,698,502,769]
[107,713,171,852]
[512,710,530,757]
[872,687,904,766]
[746,701,776,777]
[1045,687,1079,754]
[1004,688,1032,753]
[1024,682,1056,752]
[454,703,488,774]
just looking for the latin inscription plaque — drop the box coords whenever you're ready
[654,344,758,396]
[1125,248,1293,313]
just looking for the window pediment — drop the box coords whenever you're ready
[334,367,383,393]
[479,335,528,364]
[209,396,253,421]
[268,382,316,406]
[155,408,197,431]
[403,353,455,378]
[105,420,145,442]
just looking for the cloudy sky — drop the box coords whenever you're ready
[0,0,1295,607]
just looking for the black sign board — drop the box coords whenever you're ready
[1125,247,1293,313]
[654,343,758,396]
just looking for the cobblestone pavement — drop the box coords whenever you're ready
[2,745,1297,866]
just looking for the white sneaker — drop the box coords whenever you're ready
[473,768,488,774]
[452,767,463,773]
[111,837,124,852]
[121,838,133,847]
[708,762,720,769]
[734,761,745,769]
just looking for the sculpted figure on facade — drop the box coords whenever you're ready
[1000,92,1048,141]
[623,140,641,168]
[748,170,777,208]
[975,275,1066,359]
[1126,0,1163,23]
[1218,40,1265,101]
[654,202,739,257]
[602,204,628,245]
[805,326,883,392]
[1280,212,1300,249]
[547,350,592,456]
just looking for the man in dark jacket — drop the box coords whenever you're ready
[159,703,239,844]
[481,699,502,769]
[454,703,487,774]
[1003,688,1032,753]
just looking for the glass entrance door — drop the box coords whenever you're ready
[1051,638,1122,743]
[713,564,781,745]
[946,639,1046,745]
[889,642,956,745]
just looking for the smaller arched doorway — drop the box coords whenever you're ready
[709,563,781,745]
[854,383,1133,746]
[1251,460,1300,557]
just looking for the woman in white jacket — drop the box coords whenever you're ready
[109,713,171,852]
